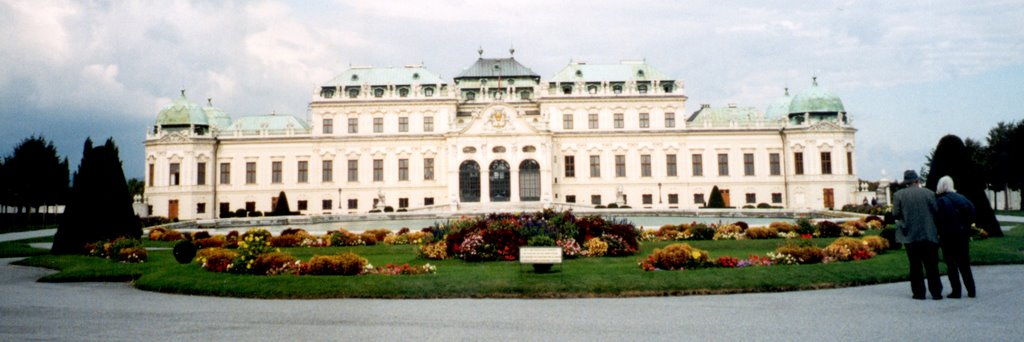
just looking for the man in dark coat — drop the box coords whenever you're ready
[893,170,942,300]
[935,176,977,298]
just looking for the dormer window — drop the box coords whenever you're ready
[373,88,384,97]
[348,88,359,98]
[637,70,645,78]
[399,88,409,97]
[320,87,335,99]
[638,85,648,94]
[481,78,488,85]
[520,90,530,100]
[424,87,435,97]
[613,85,623,94]
[663,83,674,93]
[587,85,598,94]
[466,91,476,101]
[561,85,572,95]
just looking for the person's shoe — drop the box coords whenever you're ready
[968,292,976,298]
[947,293,961,299]
[912,295,926,300]
[932,295,943,300]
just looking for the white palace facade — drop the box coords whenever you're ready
[144,52,858,220]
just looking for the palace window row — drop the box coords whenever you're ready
[558,151,845,179]
[178,158,438,187]
[559,112,676,130]
[328,116,435,135]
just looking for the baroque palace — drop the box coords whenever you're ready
[145,51,857,220]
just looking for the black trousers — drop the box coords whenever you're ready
[905,241,943,299]
[941,235,976,297]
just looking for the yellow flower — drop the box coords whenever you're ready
[691,251,701,259]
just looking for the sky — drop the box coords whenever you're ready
[2,0,1023,181]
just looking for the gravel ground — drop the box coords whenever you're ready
[2,257,1022,341]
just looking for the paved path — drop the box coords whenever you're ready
[2,258,1022,341]
[0,228,55,242]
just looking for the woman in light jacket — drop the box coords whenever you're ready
[935,176,977,298]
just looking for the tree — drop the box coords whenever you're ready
[126,178,145,198]
[707,186,726,208]
[52,138,142,254]
[270,191,293,216]
[0,136,69,225]
[984,122,1014,210]
[925,135,1001,237]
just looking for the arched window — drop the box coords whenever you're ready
[463,146,477,153]
[587,85,598,94]
[459,160,480,202]
[348,88,359,98]
[373,88,384,97]
[398,88,409,97]
[492,146,506,153]
[489,160,510,202]
[662,83,674,93]
[613,85,623,94]
[638,85,648,94]
[561,85,572,95]
[424,87,434,97]
[519,159,540,202]
[522,145,536,153]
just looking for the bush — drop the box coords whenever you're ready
[583,237,608,257]
[734,221,749,230]
[359,233,378,246]
[647,243,710,270]
[148,227,167,241]
[686,223,716,240]
[419,241,448,260]
[252,252,298,275]
[270,234,302,247]
[195,248,239,273]
[594,205,606,209]
[707,186,726,208]
[234,209,247,217]
[742,205,755,209]
[865,215,883,225]
[606,203,619,209]
[823,237,874,262]
[745,227,778,239]
[172,241,197,264]
[769,221,797,234]
[795,218,816,235]
[364,229,391,241]
[384,206,394,212]
[816,221,842,238]
[775,242,824,264]
[756,203,772,209]
[302,253,368,276]
[194,236,226,249]
[862,235,890,252]
[191,231,211,240]
[713,224,744,240]
[117,246,148,263]
[602,234,636,256]
[280,228,307,236]
[527,234,556,246]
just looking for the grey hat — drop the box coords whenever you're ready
[903,170,920,184]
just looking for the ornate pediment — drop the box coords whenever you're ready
[158,131,190,144]
[456,104,543,136]
[808,120,841,131]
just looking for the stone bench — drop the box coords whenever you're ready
[519,247,562,273]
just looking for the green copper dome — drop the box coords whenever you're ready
[788,78,845,114]
[765,88,793,119]
[155,90,208,127]
[202,99,233,130]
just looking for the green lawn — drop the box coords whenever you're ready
[10,225,1024,299]
[996,210,1024,217]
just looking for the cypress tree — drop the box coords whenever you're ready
[707,186,726,208]
[271,191,292,216]
[52,138,142,254]
[925,134,1002,237]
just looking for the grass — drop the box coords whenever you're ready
[10,225,1024,299]
[0,236,53,258]
[996,210,1024,217]
[0,224,57,234]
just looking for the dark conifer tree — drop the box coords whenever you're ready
[271,191,293,216]
[707,185,726,208]
[925,134,1002,237]
[52,138,142,254]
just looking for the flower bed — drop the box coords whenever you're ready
[639,234,892,271]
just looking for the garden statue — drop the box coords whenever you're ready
[616,185,626,206]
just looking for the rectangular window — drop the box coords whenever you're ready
[743,153,755,176]
[794,152,804,175]
[220,162,230,185]
[399,198,409,209]
[196,162,206,185]
[347,199,358,209]
[373,118,383,133]
[348,118,358,133]
[615,155,626,177]
[717,153,729,176]
[566,195,576,203]
[196,203,206,214]
[588,113,598,129]
[148,163,154,187]
[398,158,409,181]
[424,116,434,132]
[692,154,703,176]
[424,158,434,180]
[424,197,434,206]
[769,153,781,176]
[846,151,853,175]
[772,193,783,204]
[591,195,602,205]
[639,113,649,128]
[642,194,653,205]
[666,154,677,177]
[373,159,383,182]
[614,113,624,128]
[398,117,408,132]
[641,154,651,177]
[821,152,832,175]
[563,113,573,129]
[322,160,333,182]
[246,162,257,184]
[694,193,705,205]
[272,161,282,183]
[169,163,180,186]
[668,194,679,204]
[298,200,308,211]
[323,118,333,134]
[297,161,308,183]
[322,199,332,210]
[347,159,358,182]
[665,112,675,128]
[219,202,230,216]
[245,201,255,212]
[564,156,575,178]
[589,155,601,177]
[746,193,756,204]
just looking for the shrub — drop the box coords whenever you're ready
[795,218,816,235]
[745,227,778,239]
[756,203,772,209]
[234,209,247,217]
[862,235,890,252]
[235,228,275,273]
[194,236,226,249]
[583,237,608,257]
[606,203,619,209]
[384,206,394,212]
[359,233,378,246]
[302,253,368,276]
[419,241,448,260]
[527,234,556,247]
[713,224,744,240]
[196,248,239,273]
[459,233,497,261]
[823,237,874,262]
[707,186,726,208]
[117,246,148,263]
[329,230,361,246]
[280,228,307,236]
[816,221,842,237]
[557,238,582,258]
[148,227,167,241]
[602,234,636,256]
[270,234,303,247]
[172,241,197,264]
[364,229,391,241]
[656,224,680,239]
[864,215,883,225]
[647,243,710,270]
[775,242,824,264]
[769,221,797,234]
[734,221,749,230]
[191,231,212,240]
[840,223,864,237]
[686,223,716,240]
[252,252,298,275]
